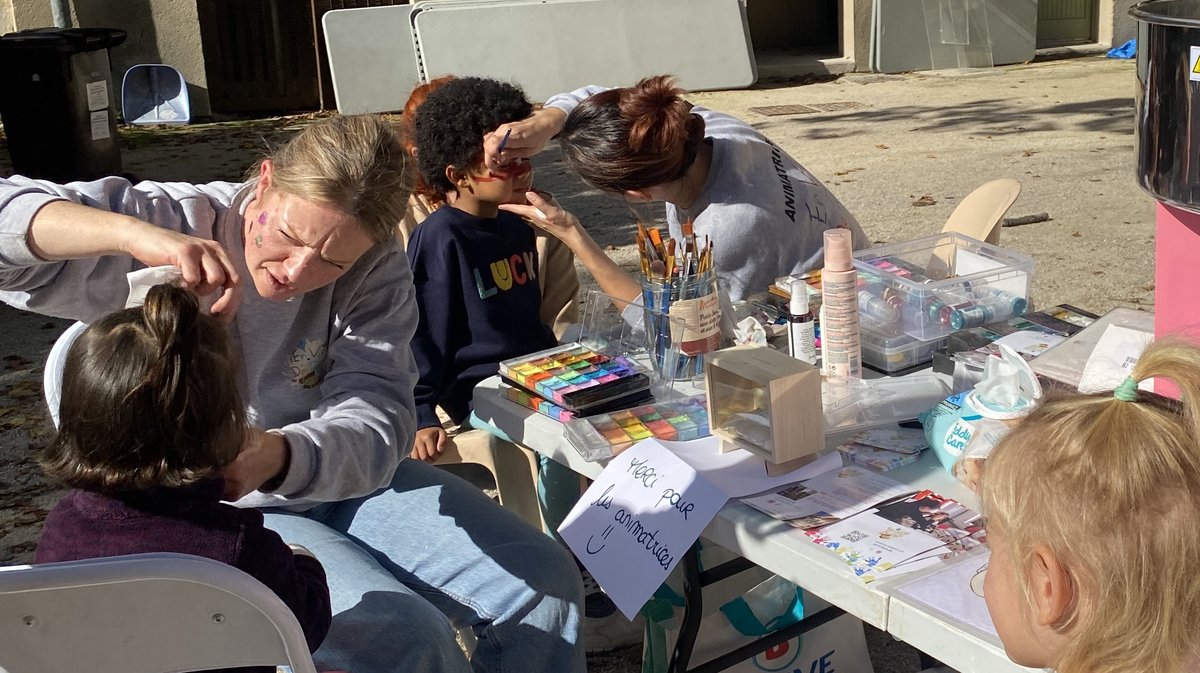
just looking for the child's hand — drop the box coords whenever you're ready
[412,427,450,463]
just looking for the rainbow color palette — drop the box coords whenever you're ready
[564,396,711,461]
[499,343,650,413]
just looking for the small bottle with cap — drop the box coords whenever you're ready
[787,279,817,365]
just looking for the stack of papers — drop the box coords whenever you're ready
[741,463,986,583]
[835,427,927,471]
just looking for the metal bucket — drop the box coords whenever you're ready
[1133,0,1200,212]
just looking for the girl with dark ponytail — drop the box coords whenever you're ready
[488,75,869,302]
[36,284,332,666]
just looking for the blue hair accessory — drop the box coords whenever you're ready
[1113,376,1140,402]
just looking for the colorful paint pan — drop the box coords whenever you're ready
[499,343,651,413]
[564,395,711,461]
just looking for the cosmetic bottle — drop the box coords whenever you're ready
[787,280,817,365]
[821,229,862,379]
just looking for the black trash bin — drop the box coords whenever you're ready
[0,27,126,182]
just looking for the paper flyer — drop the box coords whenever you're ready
[740,464,912,529]
[804,490,987,583]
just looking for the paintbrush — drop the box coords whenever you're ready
[496,128,512,155]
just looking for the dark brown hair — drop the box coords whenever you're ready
[40,284,246,493]
[559,75,705,193]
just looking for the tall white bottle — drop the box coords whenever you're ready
[820,229,862,379]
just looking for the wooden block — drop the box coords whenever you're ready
[704,345,824,465]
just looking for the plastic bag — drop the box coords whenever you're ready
[920,344,1041,490]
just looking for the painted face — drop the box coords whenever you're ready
[466,157,534,205]
[984,529,1051,669]
[243,191,375,302]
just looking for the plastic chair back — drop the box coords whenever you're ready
[0,552,318,673]
[121,64,190,125]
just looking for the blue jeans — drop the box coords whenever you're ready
[263,458,585,673]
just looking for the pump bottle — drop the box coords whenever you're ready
[787,280,817,365]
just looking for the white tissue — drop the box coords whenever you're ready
[971,343,1042,418]
[733,316,768,347]
[126,266,184,308]
[125,265,216,313]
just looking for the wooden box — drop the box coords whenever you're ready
[704,345,823,472]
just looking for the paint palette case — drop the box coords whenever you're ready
[499,343,651,414]
[502,383,653,422]
[564,395,711,462]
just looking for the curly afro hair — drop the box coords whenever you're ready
[413,76,532,196]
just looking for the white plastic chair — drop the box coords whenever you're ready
[0,552,318,673]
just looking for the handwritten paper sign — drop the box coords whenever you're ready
[559,439,728,619]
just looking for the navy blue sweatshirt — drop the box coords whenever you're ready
[36,478,332,673]
[408,206,558,428]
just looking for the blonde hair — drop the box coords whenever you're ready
[248,114,411,244]
[980,338,1200,673]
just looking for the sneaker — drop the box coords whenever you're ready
[580,566,644,653]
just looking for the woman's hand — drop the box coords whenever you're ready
[120,220,243,320]
[499,190,584,245]
[26,201,244,320]
[412,427,451,463]
[222,428,289,500]
[483,107,568,170]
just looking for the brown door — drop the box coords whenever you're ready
[197,0,322,113]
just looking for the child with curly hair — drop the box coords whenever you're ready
[980,338,1200,673]
[407,76,561,461]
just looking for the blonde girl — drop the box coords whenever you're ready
[980,338,1200,673]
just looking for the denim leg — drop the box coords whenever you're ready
[292,459,585,673]
[263,510,470,673]
[537,453,583,544]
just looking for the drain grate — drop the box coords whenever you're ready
[748,102,868,116]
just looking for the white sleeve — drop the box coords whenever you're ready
[543,84,614,116]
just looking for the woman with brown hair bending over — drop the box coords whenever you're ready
[486,75,869,302]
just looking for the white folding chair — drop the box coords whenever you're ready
[0,552,318,673]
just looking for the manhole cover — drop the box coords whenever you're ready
[748,102,868,116]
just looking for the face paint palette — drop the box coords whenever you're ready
[501,383,653,423]
[564,395,711,461]
[499,343,651,414]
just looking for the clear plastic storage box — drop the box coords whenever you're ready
[852,232,1035,341]
[860,327,946,374]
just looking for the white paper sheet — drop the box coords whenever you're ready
[657,435,843,497]
[891,549,999,642]
[558,440,729,620]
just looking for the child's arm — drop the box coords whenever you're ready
[407,228,461,461]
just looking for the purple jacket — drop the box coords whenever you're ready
[36,478,332,664]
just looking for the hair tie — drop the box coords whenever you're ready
[1113,376,1140,402]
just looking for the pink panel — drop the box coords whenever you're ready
[1154,203,1200,396]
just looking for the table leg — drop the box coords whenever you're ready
[667,544,704,673]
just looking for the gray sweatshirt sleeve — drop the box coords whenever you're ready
[262,247,419,505]
[543,84,613,116]
[0,176,226,322]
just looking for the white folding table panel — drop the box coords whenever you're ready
[323,6,422,114]
[413,0,757,102]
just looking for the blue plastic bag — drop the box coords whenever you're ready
[1107,39,1136,59]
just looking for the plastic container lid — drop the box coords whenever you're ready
[823,229,853,272]
[0,27,127,54]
